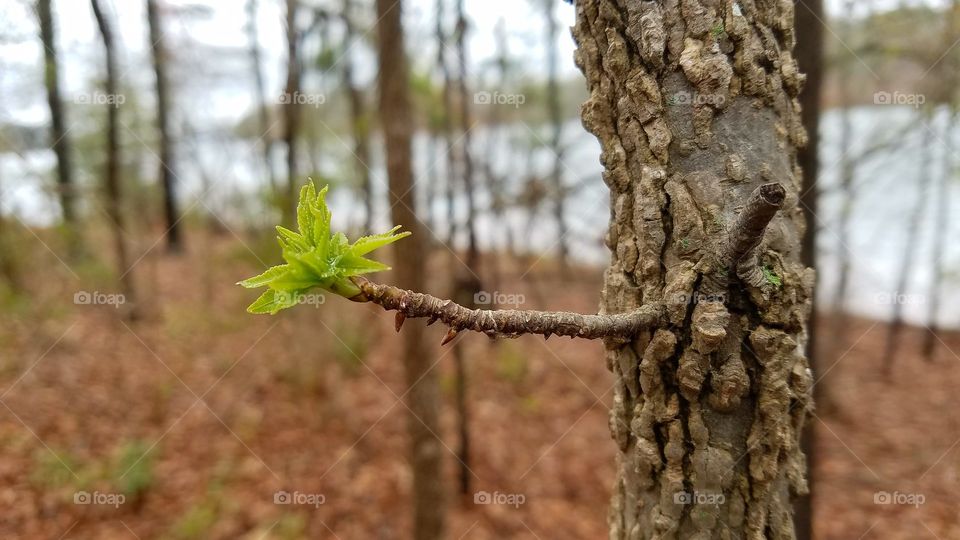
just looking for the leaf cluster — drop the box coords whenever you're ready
[238,181,409,314]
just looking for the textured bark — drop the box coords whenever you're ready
[91,0,137,319]
[573,1,813,538]
[353,277,663,341]
[146,0,183,252]
[37,0,77,234]
[375,1,446,537]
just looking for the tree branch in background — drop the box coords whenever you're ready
[350,277,664,343]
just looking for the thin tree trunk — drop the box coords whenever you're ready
[882,115,932,375]
[435,0,457,247]
[283,0,301,226]
[146,0,183,253]
[793,0,823,536]
[544,0,568,277]
[450,0,479,497]
[341,0,373,234]
[922,111,952,362]
[922,0,958,362]
[37,0,78,247]
[574,2,813,537]
[375,1,446,537]
[91,0,137,320]
[246,0,279,198]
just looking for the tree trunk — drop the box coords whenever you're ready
[573,2,813,537]
[435,0,458,247]
[922,111,952,362]
[341,0,373,234]
[451,0,479,497]
[882,114,932,375]
[246,0,279,198]
[544,0,569,277]
[792,1,823,537]
[375,1,446,538]
[91,0,137,319]
[283,0,301,227]
[37,0,78,242]
[146,0,183,253]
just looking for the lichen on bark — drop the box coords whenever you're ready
[573,0,814,538]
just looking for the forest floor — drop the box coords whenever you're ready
[0,230,958,539]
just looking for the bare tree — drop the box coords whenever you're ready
[922,0,959,362]
[37,0,77,242]
[375,0,446,537]
[146,0,183,252]
[793,1,823,537]
[882,112,933,375]
[91,0,137,318]
[542,0,568,276]
[282,0,301,226]
[246,0,279,197]
[341,0,373,233]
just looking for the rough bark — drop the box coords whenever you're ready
[573,1,813,537]
[37,0,77,237]
[793,0,822,536]
[91,0,137,319]
[283,0,301,227]
[146,0,183,253]
[375,1,446,537]
[246,0,279,197]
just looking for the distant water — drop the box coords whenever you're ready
[2,106,957,328]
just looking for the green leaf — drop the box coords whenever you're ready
[247,289,299,314]
[238,180,410,314]
[350,226,411,256]
[237,265,289,288]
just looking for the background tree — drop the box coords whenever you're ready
[91,0,136,319]
[146,0,183,252]
[282,0,301,226]
[37,0,78,248]
[375,0,446,537]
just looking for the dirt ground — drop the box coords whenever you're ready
[1,234,958,539]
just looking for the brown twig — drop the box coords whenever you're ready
[350,277,664,344]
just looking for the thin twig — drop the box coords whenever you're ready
[350,277,664,343]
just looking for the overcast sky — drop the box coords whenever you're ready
[0,0,951,126]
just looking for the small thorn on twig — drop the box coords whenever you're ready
[395,312,406,332]
[441,328,458,346]
[543,331,552,340]
[427,315,438,326]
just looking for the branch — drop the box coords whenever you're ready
[350,277,664,344]
[726,183,786,287]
